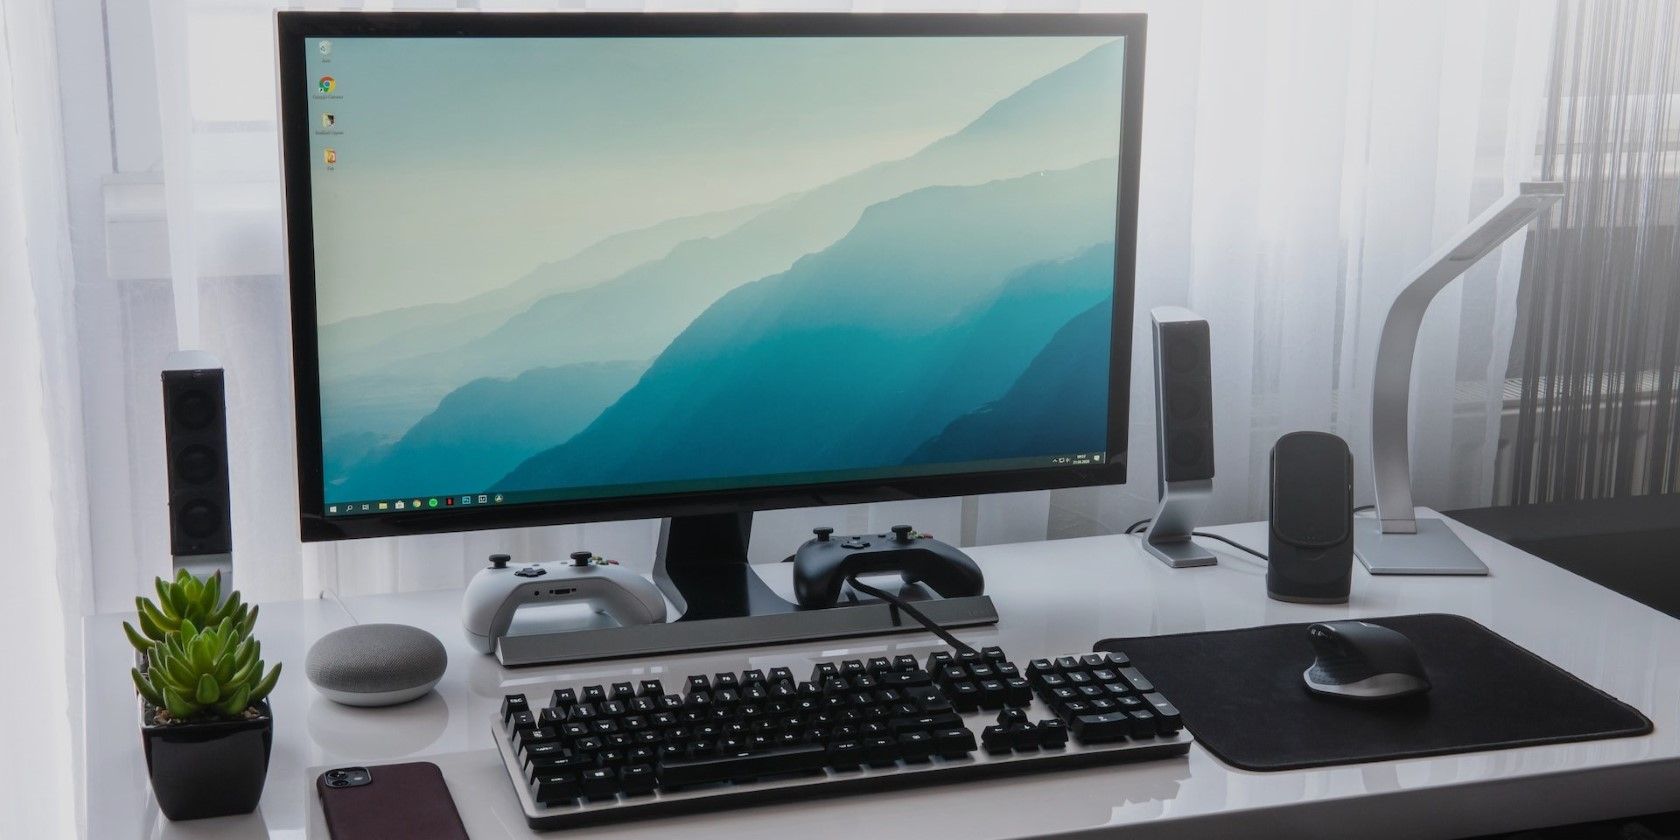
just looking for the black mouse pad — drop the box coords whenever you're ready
[1095,613,1652,772]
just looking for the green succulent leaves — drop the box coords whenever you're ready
[124,570,281,723]
[123,569,256,654]
[131,617,281,722]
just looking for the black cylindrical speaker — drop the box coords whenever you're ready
[162,367,232,558]
[1267,431,1354,603]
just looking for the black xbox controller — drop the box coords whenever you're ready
[792,525,985,608]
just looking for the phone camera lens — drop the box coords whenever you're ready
[327,770,348,780]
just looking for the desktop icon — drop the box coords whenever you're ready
[428,498,438,508]
[461,495,472,505]
[328,505,337,513]
[478,494,488,504]
[321,113,335,129]
[317,40,332,56]
[445,497,454,506]
[394,500,405,510]
[413,499,422,509]
[360,503,370,511]
[323,148,337,166]
[494,494,504,503]
[377,502,388,510]
[317,75,336,94]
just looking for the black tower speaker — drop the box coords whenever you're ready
[1142,307,1217,568]
[1267,431,1355,603]
[1155,315,1214,485]
[162,366,232,562]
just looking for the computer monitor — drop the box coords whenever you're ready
[279,12,1145,631]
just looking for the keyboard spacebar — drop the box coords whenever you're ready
[659,744,830,786]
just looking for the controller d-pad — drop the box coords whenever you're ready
[841,539,871,550]
[514,565,547,578]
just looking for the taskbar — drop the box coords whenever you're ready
[323,450,1107,517]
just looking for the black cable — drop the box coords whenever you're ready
[1125,517,1152,535]
[1353,504,1374,515]
[1190,531,1268,562]
[845,574,977,656]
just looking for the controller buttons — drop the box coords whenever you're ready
[514,565,548,578]
[841,539,870,550]
[489,553,512,569]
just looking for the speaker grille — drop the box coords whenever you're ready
[162,368,231,556]
[1154,318,1214,482]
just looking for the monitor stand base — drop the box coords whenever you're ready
[493,512,1000,667]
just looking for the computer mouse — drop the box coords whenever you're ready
[1302,620,1431,701]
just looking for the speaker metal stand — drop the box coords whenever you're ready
[1142,478,1216,568]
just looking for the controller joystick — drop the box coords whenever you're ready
[461,551,668,654]
[791,525,984,608]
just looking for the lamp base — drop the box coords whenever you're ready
[1354,518,1489,575]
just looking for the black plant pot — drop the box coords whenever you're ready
[139,696,273,821]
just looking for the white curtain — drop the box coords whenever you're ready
[72,0,1559,613]
[0,0,88,835]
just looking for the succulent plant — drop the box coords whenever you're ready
[123,569,258,653]
[131,616,281,721]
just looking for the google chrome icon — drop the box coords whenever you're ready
[317,75,336,94]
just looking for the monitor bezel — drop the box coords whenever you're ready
[278,11,1146,542]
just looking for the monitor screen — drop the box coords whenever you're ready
[283,15,1138,531]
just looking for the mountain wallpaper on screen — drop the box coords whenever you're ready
[312,36,1127,504]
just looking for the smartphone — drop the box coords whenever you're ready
[317,762,469,840]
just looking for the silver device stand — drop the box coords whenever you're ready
[494,513,999,667]
[1359,181,1564,575]
[1142,479,1216,568]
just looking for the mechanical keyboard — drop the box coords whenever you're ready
[492,646,1192,830]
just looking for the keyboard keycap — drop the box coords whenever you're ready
[1127,709,1158,737]
[1141,693,1183,733]
[863,736,899,766]
[1037,719,1069,749]
[933,727,977,758]
[1070,712,1131,743]
[580,767,619,799]
[534,773,580,805]
[658,743,829,787]
[1008,724,1041,751]
[898,730,934,762]
[619,763,657,796]
[877,670,933,689]
[1118,667,1154,693]
[501,694,530,724]
[887,712,963,735]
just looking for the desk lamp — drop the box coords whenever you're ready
[1357,181,1564,575]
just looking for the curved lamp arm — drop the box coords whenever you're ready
[1370,182,1564,534]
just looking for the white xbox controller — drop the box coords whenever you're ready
[461,551,669,654]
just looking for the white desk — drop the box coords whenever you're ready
[84,512,1680,839]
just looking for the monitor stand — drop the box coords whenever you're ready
[493,511,999,667]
